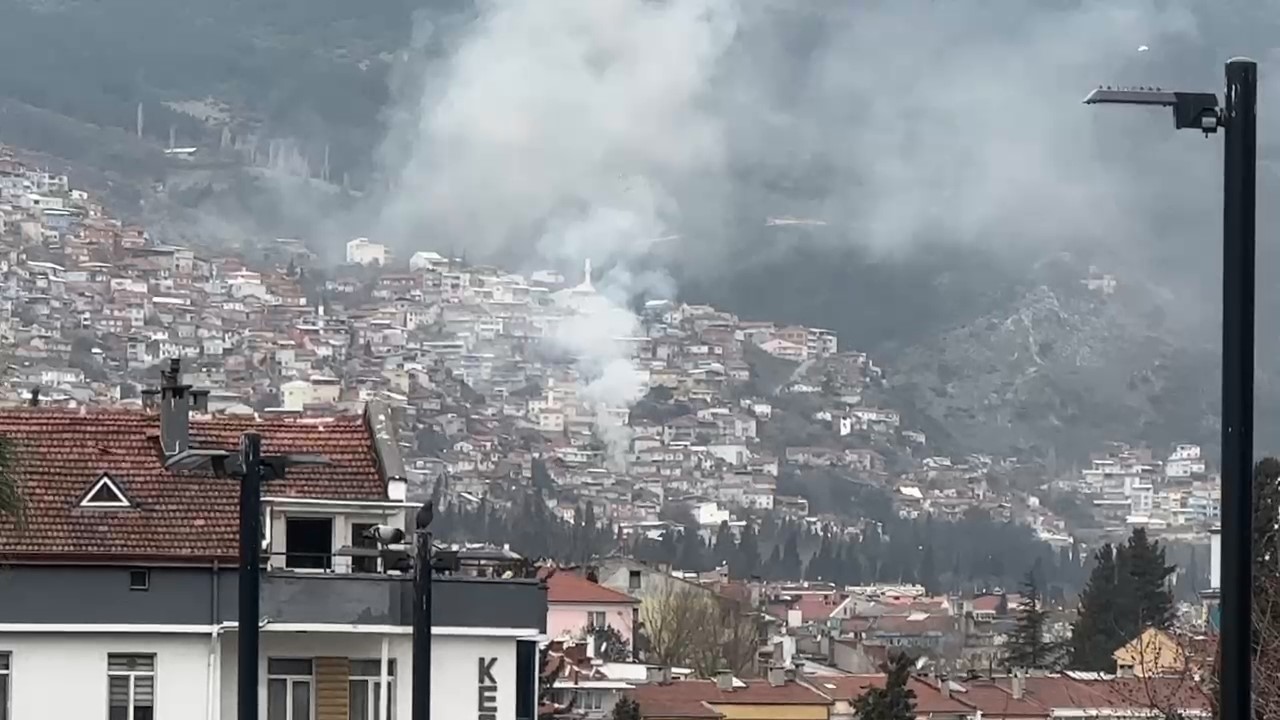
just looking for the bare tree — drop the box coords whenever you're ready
[639,580,759,677]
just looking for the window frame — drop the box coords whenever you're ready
[283,515,335,571]
[587,611,607,629]
[106,653,156,720]
[267,658,315,720]
[349,659,396,720]
[1,651,10,720]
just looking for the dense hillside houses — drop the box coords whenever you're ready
[0,143,1223,720]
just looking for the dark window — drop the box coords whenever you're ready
[1,652,9,720]
[351,523,380,573]
[129,570,149,591]
[285,517,333,570]
[516,641,536,720]
[628,570,642,591]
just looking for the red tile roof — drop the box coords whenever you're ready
[0,408,390,563]
[815,675,976,715]
[546,572,638,604]
[628,679,832,710]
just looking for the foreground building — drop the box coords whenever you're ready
[0,364,546,720]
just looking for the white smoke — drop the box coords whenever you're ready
[550,291,648,468]
[375,0,740,465]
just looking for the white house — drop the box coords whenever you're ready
[1166,443,1207,478]
[0,362,546,720]
[347,238,388,266]
[408,251,449,272]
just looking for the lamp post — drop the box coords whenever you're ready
[165,433,332,720]
[1084,57,1257,720]
[412,503,433,720]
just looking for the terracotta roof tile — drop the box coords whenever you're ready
[628,679,831,709]
[816,675,976,714]
[546,572,638,604]
[0,408,389,563]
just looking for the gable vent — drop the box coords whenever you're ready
[80,473,131,509]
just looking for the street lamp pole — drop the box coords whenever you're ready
[412,508,433,720]
[1219,57,1257,720]
[238,432,263,720]
[1085,57,1257,720]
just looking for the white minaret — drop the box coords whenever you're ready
[582,258,593,290]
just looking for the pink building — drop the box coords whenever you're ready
[546,571,640,646]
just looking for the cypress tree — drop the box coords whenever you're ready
[782,530,803,581]
[1068,543,1125,670]
[735,522,761,579]
[713,520,735,568]
[1118,527,1175,633]
[1005,566,1061,670]
[854,651,917,720]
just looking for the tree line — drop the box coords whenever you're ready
[434,480,1094,602]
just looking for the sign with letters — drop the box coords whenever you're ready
[477,657,499,720]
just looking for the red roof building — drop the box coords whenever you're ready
[627,677,832,719]
[0,407,394,563]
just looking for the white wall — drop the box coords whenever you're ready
[219,631,519,720]
[4,632,212,720]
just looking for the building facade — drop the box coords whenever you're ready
[0,365,546,720]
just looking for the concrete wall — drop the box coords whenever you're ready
[3,633,212,720]
[219,633,520,720]
[0,567,547,632]
[0,566,232,625]
[547,603,633,644]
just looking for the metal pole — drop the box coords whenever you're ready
[412,525,432,720]
[238,432,263,720]
[1220,56,1257,720]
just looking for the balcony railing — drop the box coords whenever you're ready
[262,546,543,579]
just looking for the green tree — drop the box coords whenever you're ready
[713,520,736,568]
[854,651,916,720]
[611,696,642,720]
[1117,527,1175,631]
[586,624,631,663]
[1005,567,1062,670]
[733,522,761,579]
[1068,543,1124,670]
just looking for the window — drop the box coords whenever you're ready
[129,570,150,591]
[628,570,641,591]
[285,517,333,570]
[575,690,604,712]
[107,654,155,720]
[1,652,9,720]
[268,659,313,720]
[349,659,396,720]
[587,611,606,629]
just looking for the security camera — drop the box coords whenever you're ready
[363,525,406,545]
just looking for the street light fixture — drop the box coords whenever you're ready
[166,434,332,720]
[1084,58,1257,720]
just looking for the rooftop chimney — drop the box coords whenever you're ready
[1011,669,1024,700]
[938,674,951,700]
[28,387,39,407]
[767,666,787,687]
[158,358,191,456]
[715,670,733,691]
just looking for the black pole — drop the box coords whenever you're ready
[1220,56,1257,720]
[412,523,432,720]
[238,432,263,720]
